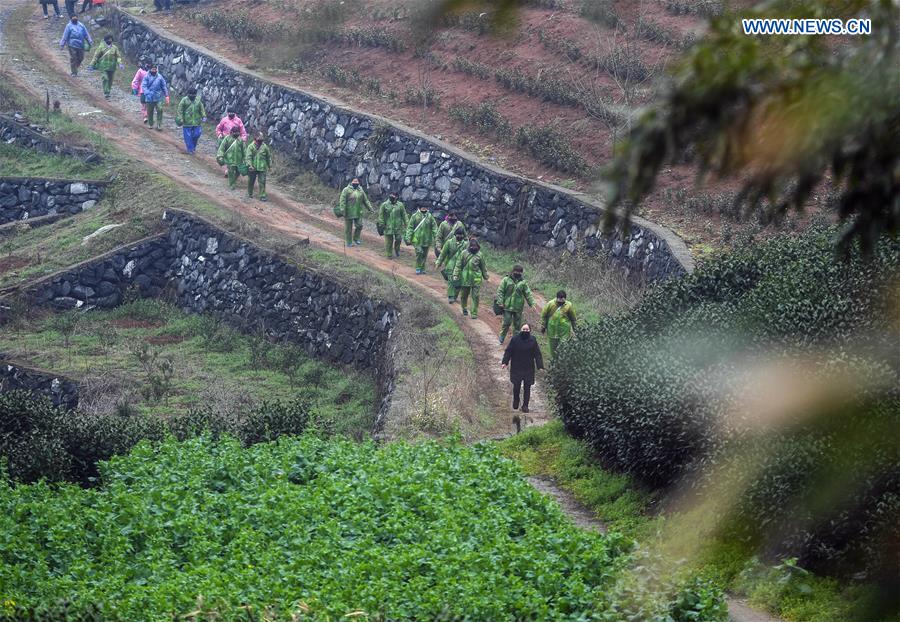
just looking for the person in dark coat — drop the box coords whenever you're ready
[501,323,543,413]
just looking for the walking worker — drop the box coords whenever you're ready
[404,204,438,274]
[377,192,408,258]
[435,227,467,304]
[453,237,488,318]
[88,35,122,100]
[175,87,206,155]
[245,132,274,201]
[59,15,92,77]
[40,0,62,19]
[131,57,150,123]
[434,211,466,259]
[216,125,246,191]
[496,264,537,344]
[337,178,374,247]
[541,290,577,358]
[216,110,247,175]
[140,64,169,131]
[501,323,543,414]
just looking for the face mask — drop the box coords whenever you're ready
[557,298,565,305]
[390,198,397,204]
[520,331,531,339]
[469,245,477,253]
[352,183,360,189]
[513,273,522,281]
[150,71,158,76]
[448,216,456,223]
[189,95,196,101]
[255,139,262,146]
[420,209,428,214]
[228,113,235,119]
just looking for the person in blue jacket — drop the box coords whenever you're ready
[59,15,92,76]
[140,64,170,131]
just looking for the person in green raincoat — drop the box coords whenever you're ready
[377,192,408,258]
[337,178,374,247]
[496,264,537,344]
[435,227,467,304]
[175,87,206,155]
[434,211,466,259]
[541,290,577,358]
[404,204,439,274]
[216,125,246,191]
[89,34,122,99]
[245,132,275,201]
[452,237,488,318]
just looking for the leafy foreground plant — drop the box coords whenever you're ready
[0,436,726,621]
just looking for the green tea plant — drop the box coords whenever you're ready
[321,64,360,87]
[663,0,724,17]
[579,0,619,27]
[538,29,583,62]
[0,435,726,620]
[403,85,440,108]
[551,226,900,578]
[448,101,512,135]
[452,56,492,80]
[494,67,582,107]
[515,124,588,174]
[341,26,407,52]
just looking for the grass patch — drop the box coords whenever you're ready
[0,299,376,433]
[0,142,105,179]
[500,420,655,538]
[498,420,891,622]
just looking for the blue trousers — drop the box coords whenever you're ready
[182,126,202,154]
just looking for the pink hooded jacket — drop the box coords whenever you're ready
[216,115,248,140]
[131,67,147,94]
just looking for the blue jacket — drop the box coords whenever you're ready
[59,22,92,50]
[140,72,169,103]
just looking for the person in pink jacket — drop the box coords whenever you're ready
[216,110,247,175]
[131,57,150,123]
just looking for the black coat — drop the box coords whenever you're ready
[502,333,544,385]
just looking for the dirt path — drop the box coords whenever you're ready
[2,9,781,620]
[2,2,554,440]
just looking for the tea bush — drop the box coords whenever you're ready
[550,226,900,576]
[0,435,727,620]
[495,67,582,107]
[0,392,313,486]
[538,29,583,62]
[515,124,588,174]
[663,0,724,18]
[580,0,619,27]
[452,56,492,80]
[448,101,512,135]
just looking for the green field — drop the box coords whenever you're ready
[0,299,375,429]
[0,434,726,621]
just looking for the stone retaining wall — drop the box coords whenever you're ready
[5,211,398,429]
[0,113,101,163]
[0,177,106,225]
[0,362,79,410]
[112,11,693,281]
